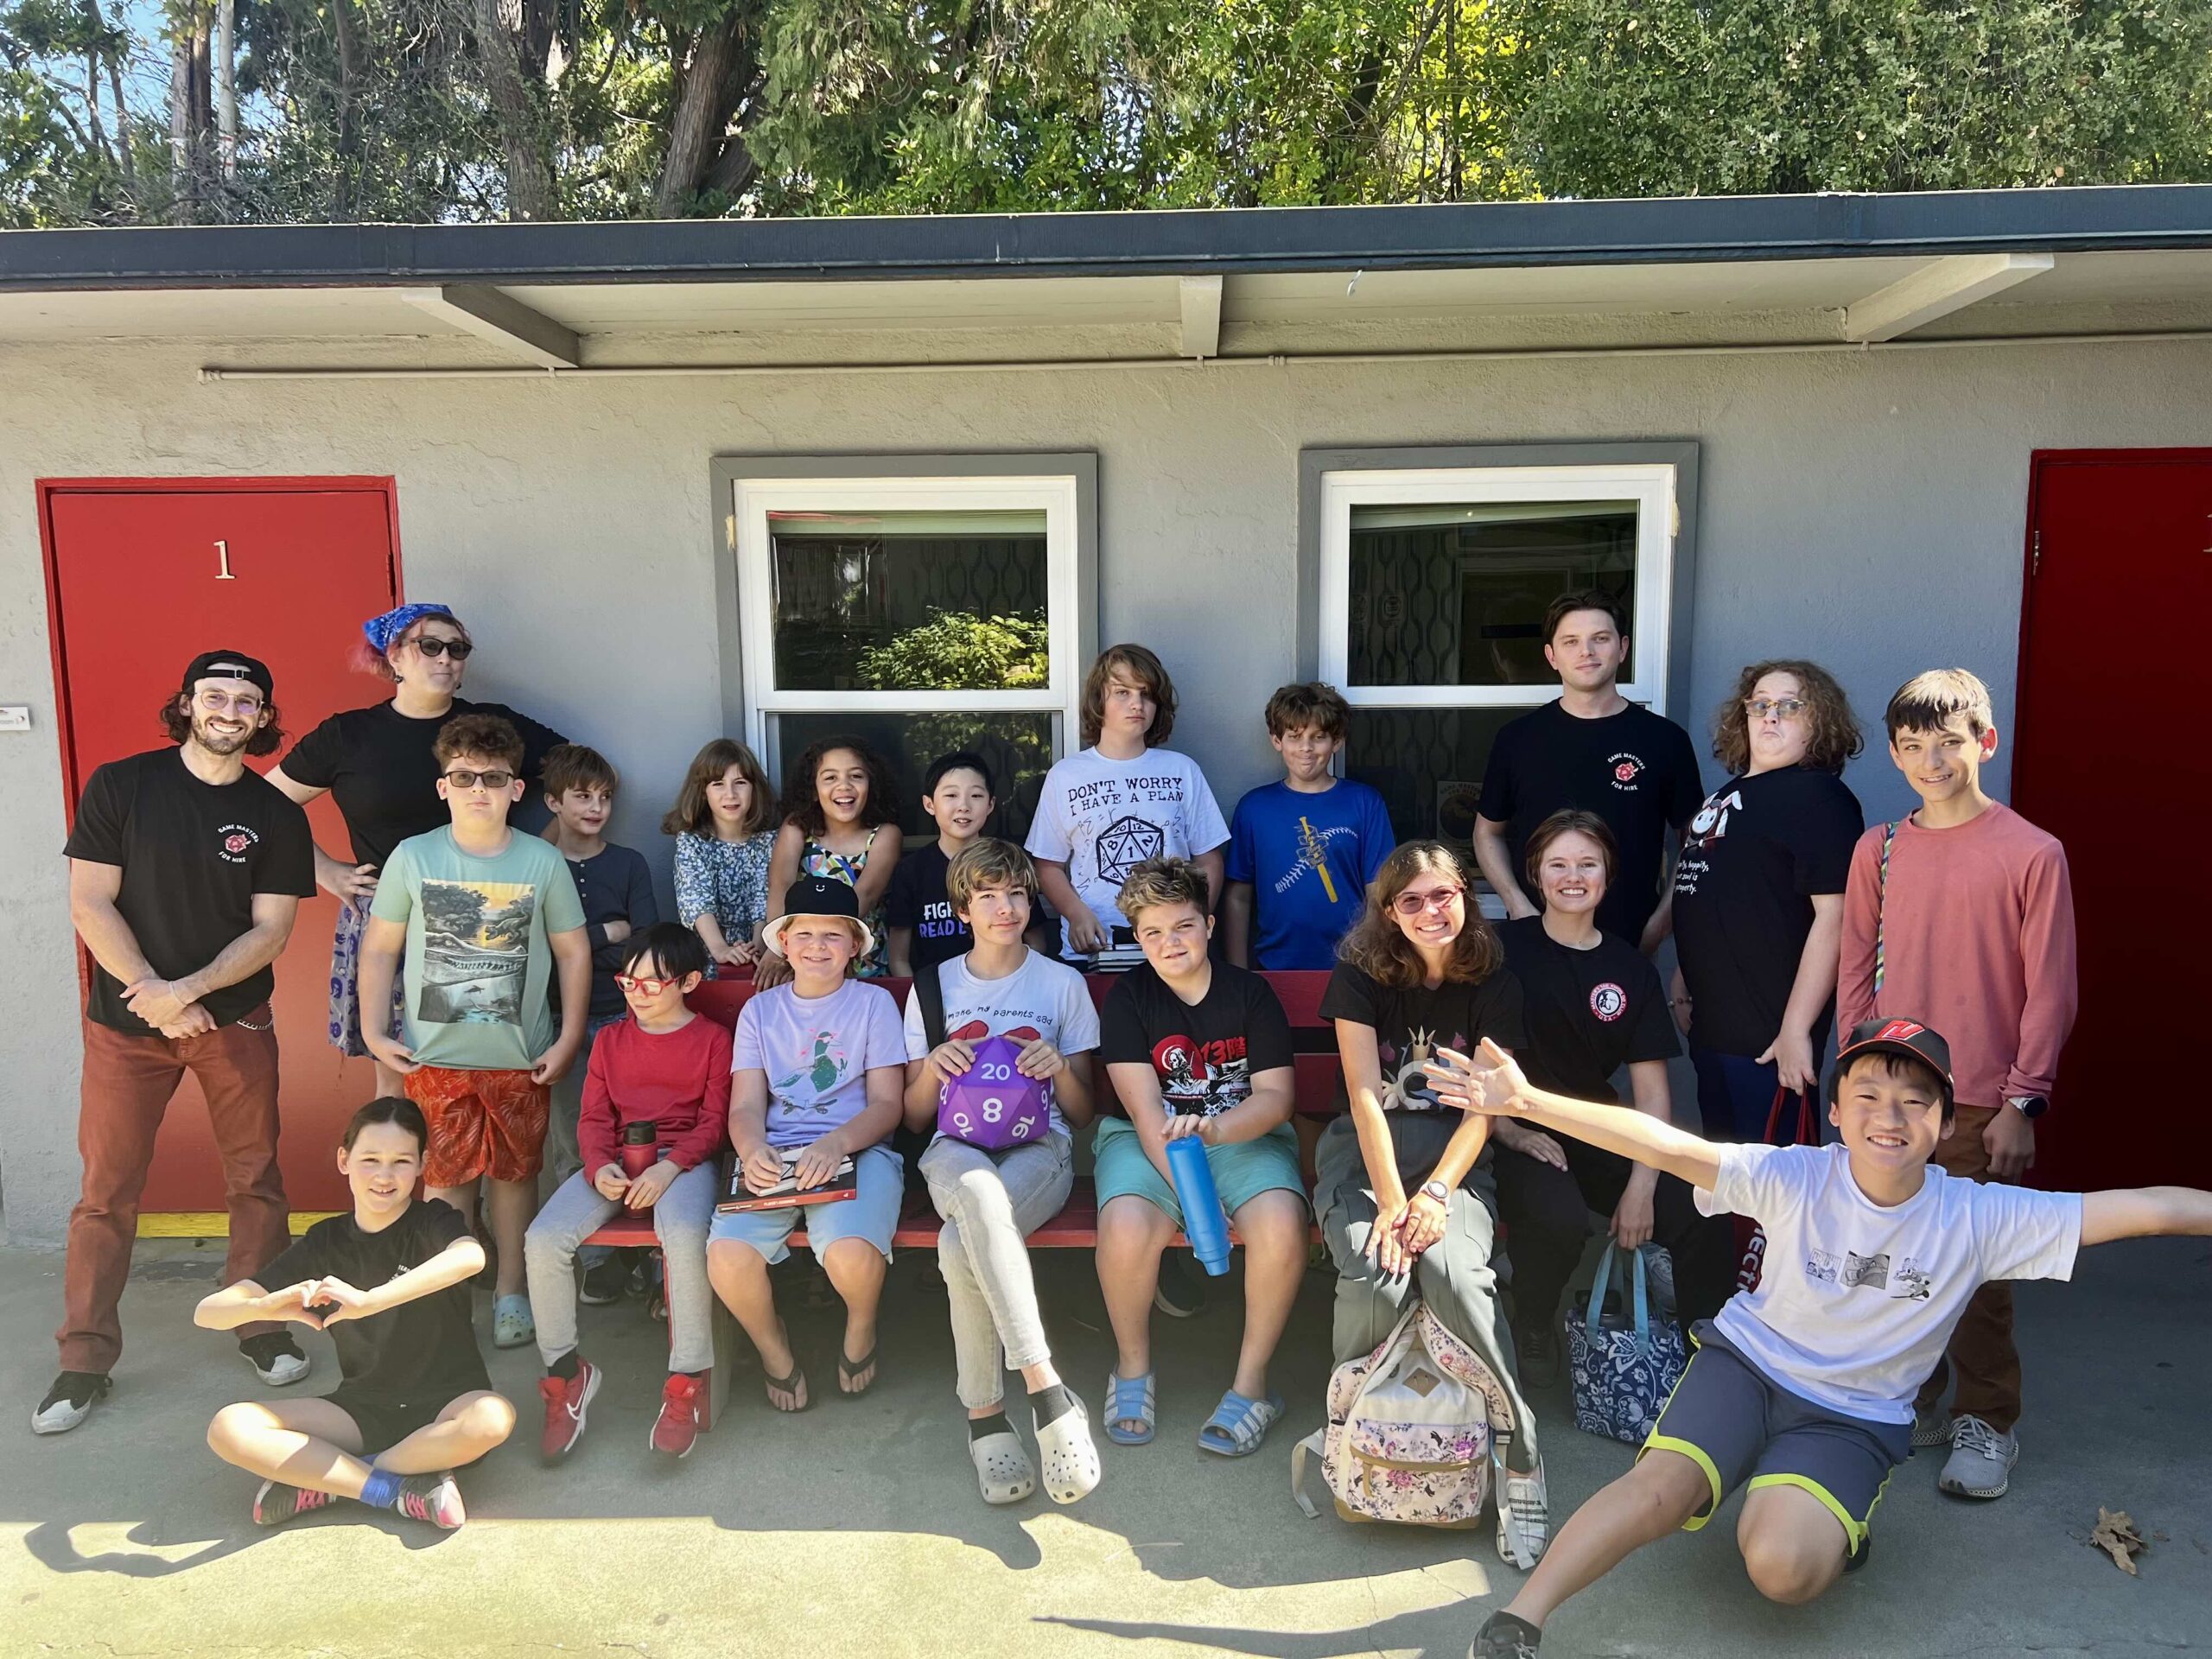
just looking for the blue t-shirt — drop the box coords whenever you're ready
[1225,779,1396,969]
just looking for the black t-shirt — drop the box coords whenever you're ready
[63,748,317,1035]
[1096,962,1294,1118]
[1318,958,1527,1116]
[1478,700,1704,943]
[256,1199,490,1404]
[885,842,971,973]
[1497,917,1677,1104]
[280,697,568,871]
[1670,766,1863,1057]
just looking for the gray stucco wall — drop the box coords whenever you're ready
[3,334,2205,1243]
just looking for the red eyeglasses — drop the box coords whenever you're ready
[614,974,680,995]
[1392,885,1465,918]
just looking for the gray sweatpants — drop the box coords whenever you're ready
[918,1131,1075,1412]
[524,1162,720,1374]
[1313,1114,1542,1472]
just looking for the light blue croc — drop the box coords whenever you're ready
[1104,1370,1155,1446]
[1198,1389,1284,1458]
[493,1294,535,1349]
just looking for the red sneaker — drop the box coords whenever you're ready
[538,1361,601,1464]
[651,1373,702,1459]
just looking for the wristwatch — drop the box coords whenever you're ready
[1419,1179,1452,1204]
[2007,1094,2050,1119]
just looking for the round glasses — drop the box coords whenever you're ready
[1393,885,1465,918]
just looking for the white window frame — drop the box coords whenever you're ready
[1315,462,1681,714]
[728,471,1084,767]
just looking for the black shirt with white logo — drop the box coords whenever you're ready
[256,1198,490,1405]
[280,696,567,872]
[885,842,972,974]
[1670,766,1864,1057]
[63,748,317,1035]
[1477,699,1705,943]
[1096,962,1294,1119]
[1498,916,1678,1104]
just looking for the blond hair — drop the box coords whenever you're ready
[945,839,1040,913]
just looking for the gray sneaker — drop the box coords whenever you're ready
[1938,1414,2018,1498]
[1911,1404,1954,1449]
[1495,1459,1550,1569]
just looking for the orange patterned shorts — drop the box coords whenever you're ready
[401,1065,549,1187]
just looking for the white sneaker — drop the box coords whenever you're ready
[1938,1414,2019,1499]
[241,1338,311,1387]
[1495,1458,1550,1569]
[32,1372,111,1435]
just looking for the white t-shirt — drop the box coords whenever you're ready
[902,950,1101,1141]
[1025,747,1230,963]
[1700,1142,2082,1423]
[733,978,907,1150]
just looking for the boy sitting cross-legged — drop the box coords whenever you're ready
[1092,856,1308,1457]
[1433,1021,2212,1657]
[525,923,730,1463]
[195,1097,516,1531]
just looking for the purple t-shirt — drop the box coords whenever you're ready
[734,978,907,1149]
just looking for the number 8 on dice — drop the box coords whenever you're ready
[938,1036,1050,1150]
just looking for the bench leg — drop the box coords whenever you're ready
[702,1287,739,1432]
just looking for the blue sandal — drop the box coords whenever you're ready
[1198,1389,1283,1458]
[1104,1370,1155,1446]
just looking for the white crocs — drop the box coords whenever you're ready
[969,1425,1037,1505]
[1033,1390,1102,1505]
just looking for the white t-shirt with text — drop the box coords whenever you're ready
[1025,747,1230,963]
[902,950,1101,1141]
[1700,1141,2082,1424]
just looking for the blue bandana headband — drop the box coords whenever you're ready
[362,603,458,654]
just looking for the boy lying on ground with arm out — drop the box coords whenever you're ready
[1428,1020,2212,1659]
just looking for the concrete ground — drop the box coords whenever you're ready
[2,1235,2208,1659]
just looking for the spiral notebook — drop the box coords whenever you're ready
[716,1150,860,1214]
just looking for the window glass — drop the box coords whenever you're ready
[1345,706,1523,849]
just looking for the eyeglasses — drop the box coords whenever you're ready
[194,690,263,715]
[1393,885,1465,918]
[411,636,474,659]
[442,769,514,790]
[1744,697,1808,721]
[614,974,679,995]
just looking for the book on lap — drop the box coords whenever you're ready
[716,1151,860,1214]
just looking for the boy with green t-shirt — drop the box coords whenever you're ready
[360,713,591,1351]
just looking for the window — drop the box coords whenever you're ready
[1309,454,1691,849]
[723,461,1096,843]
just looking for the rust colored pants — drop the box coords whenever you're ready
[1911,1103,2023,1431]
[60,1009,291,1374]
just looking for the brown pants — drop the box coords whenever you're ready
[59,1009,290,1374]
[1911,1103,2022,1431]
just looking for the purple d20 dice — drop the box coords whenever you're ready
[938,1037,1050,1150]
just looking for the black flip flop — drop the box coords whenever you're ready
[836,1345,878,1398]
[763,1360,810,1413]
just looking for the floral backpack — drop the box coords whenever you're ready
[1293,1301,1515,1531]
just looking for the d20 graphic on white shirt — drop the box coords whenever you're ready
[1095,815,1166,887]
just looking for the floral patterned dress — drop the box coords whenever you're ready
[673,830,774,963]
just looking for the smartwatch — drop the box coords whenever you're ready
[2007,1094,2050,1120]
[1420,1179,1452,1205]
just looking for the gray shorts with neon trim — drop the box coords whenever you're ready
[1638,1322,1912,1558]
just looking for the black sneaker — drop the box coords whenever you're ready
[1514,1323,1560,1390]
[579,1254,630,1306]
[1471,1610,1543,1657]
[1154,1250,1208,1319]
[239,1331,312,1386]
[33,1370,111,1435]
[1844,1531,1873,1575]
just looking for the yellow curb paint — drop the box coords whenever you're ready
[137,1212,338,1238]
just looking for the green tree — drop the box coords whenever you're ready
[856,608,1050,690]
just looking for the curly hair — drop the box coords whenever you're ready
[779,736,898,838]
[1116,855,1211,924]
[1262,681,1350,741]
[433,713,524,771]
[1080,644,1176,748]
[1711,659,1862,777]
[1336,841,1502,989]
[160,691,284,756]
[662,739,774,838]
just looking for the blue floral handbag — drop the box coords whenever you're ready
[1564,1244,1688,1445]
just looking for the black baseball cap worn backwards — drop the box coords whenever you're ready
[182,649,275,701]
[1832,1017,1955,1112]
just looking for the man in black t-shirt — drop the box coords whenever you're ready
[195,1097,512,1530]
[1473,591,1704,950]
[35,651,319,1438]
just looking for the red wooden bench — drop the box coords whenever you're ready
[582,968,1343,1427]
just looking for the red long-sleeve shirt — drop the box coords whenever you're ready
[577,1014,733,1176]
[1836,802,2078,1109]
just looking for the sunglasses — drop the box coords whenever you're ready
[1393,884,1465,918]
[614,973,682,995]
[1744,696,1808,721]
[411,636,474,659]
[442,769,514,790]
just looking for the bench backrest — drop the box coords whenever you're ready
[689,968,1342,1116]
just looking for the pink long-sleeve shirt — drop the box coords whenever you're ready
[1836,802,2078,1109]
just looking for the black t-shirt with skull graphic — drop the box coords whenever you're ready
[1498,916,1678,1104]
[1318,959,1527,1116]
[1096,961,1294,1118]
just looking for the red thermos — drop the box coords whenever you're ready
[620,1122,660,1179]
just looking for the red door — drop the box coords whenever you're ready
[2013,451,2212,1192]
[41,480,401,1213]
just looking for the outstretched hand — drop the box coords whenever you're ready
[1425,1039,1529,1116]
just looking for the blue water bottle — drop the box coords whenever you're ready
[1165,1134,1233,1277]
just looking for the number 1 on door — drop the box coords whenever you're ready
[214,539,235,580]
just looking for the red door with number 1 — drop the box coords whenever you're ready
[41,480,401,1214]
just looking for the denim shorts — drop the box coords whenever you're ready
[708,1142,905,1264]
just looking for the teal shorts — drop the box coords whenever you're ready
[1091,1115,1306,1226]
